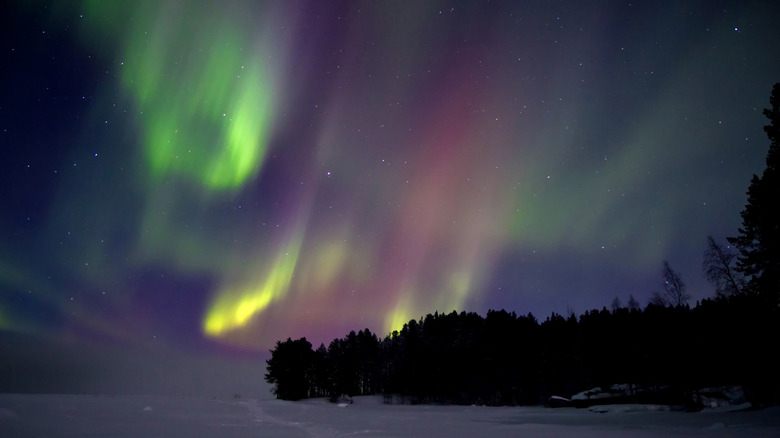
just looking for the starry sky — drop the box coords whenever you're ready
[2,0,780,375]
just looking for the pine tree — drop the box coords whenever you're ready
[265,337,315,400]
[728,83,780,305]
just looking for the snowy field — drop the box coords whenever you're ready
[1,393,779,438]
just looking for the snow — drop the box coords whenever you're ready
[1,393,779,437]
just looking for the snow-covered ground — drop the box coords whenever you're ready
[1,393,778,437]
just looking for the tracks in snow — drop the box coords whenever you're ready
[239,399,339,437]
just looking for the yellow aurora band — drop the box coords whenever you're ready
[203,233,303,337]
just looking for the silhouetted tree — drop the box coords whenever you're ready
[648,291,669,307]
[539,312,582,400]
[661,261,689,307]
[327,333,360,399]
[355,329,381,395]
[703,235,745,298]
[311,343,330,397]
[378,330,404,403]
[627,294,641,311]
[265,337,315,400]
[611,297,622,313]
[728,83,780,305]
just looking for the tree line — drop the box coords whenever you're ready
[266,83,780,407]
[265,296,778,406]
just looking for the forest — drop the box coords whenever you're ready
[265,295,778,408]
[265,84,780,409]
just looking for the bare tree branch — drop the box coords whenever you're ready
[661,261,689,307]
[703,235,745,298]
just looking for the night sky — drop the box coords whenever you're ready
[2,0,780,384]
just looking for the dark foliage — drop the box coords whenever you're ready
[728,83,780,305]
[264,337,316,400]
[265,298,779,407]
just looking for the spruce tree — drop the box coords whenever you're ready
[728,83,780,305]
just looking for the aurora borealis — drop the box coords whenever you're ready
[2,0,780,378]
